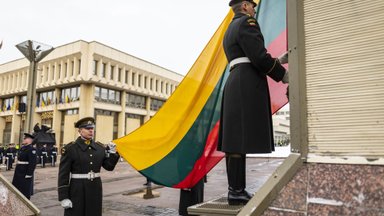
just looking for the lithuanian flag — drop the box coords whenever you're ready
[114,0,288,188]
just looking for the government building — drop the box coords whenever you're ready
[0,40,183,150]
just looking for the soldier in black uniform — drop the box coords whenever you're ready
[40,144,48,168]
[218,0,289,205]
[12,133,37,199]
[0,145,4,165]
[5,143,16,170]
[50,145,58,166]
[58,117,120,216]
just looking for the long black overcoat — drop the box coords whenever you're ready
[218,13,286,154]
[12,144,37,199]
[58,137,120,216]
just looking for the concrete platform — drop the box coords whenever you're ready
[0,154,285,215]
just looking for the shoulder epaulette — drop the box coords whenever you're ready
[61,142,75,155]
[95,141,106,148]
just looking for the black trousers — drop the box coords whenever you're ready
[226,154,246,192]
[178,178,204,216]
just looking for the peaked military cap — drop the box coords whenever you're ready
[229,0,257,7]
[23,133,35,139]
[74,117,95,128]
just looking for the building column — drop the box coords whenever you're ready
[47,63,52,84]
[10,95,20,143]
[118,91,127,137]
[0,117,5,144]
[97,58,103,77]
[106,62,111,81]
[144,96,151,123]
[53,88,62,147]
[78,83,95,118]
[72,56,77,80]
[53,62,58,82]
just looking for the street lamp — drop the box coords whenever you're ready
[16,40,54,133]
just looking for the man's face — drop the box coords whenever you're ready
[22,137,33,145]
[243,1,256,17]
[79,127,94,140]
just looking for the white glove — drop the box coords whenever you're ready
[282,72,289,84]
[278,51,288,64]
[108,142,117,154]
[25,175,32,179]
[61,199,73,209]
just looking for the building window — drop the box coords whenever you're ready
[118,68,122,82]
[150,98,165,111]
[64,63,68,78]
[144,76,148,89]
[58,64,62,79]
[161,81,164,93]
[138,74,142,87]
[132,72,135,86]
[71,60,75,77]
[78,59,81,74]
[60,86,80,103]
[93,60,98,75]
[52,65,55,80]
[110,65,115,80]
[166,83,169,94]
[101,63,106,78]
[94,86,121,105]
[150,78,153,90]
[125,70,129,84]
[1,97,14,111]
[156,80,159,91]
[38,90,56,107]
[126,93,146,109]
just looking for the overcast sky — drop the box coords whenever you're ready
[0,0,229,75]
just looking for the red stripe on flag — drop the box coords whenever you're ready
[173,121,224,188]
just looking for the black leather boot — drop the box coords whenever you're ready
[228,188,253,205]
[226,154,253,205]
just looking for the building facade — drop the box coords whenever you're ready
[0,40,183,150]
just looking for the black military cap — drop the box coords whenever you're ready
[229,0,257,7]
[24,133,35,139]
[74,117,95,129]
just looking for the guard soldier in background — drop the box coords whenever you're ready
[218,0,289,205]
[12,133,37,199]
[5,143,16,170]
[0,144,4,165]
[40,144,48,168]
[50,145,58,167]
[58,117,120,216]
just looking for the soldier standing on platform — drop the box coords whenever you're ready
[58,117,120,216]
[12,133,37,199]
[218,0,289,205]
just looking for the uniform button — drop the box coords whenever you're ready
[90,154,93,157]
[89,147,91,149]
[90,162,93,164]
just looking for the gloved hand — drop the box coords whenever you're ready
[282,72,289,84]
[25,175,32,179]
[61,199,73,209]
[108,142,117,154]
[278,51,288,64]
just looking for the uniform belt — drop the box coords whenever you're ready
[17,161,29,164]
[71,171,100,181]
[7,153,13,155]
[229,57,251,69]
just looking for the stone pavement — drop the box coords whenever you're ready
[0,156,285,216]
